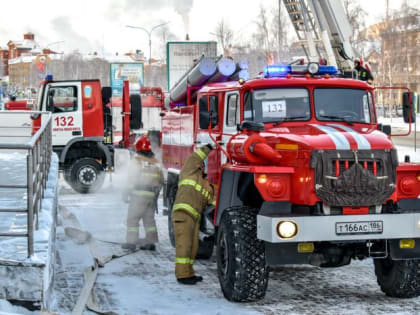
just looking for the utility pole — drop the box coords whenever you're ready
[126,23,169,64]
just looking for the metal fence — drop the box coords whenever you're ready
[0,111,52,257]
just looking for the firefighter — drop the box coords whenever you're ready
[122,136,163,251]
[172,144,215,285]
[354,59,374,84]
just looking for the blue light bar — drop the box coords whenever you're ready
[45,74,53,81]
[264,64,338,78]
[263,64,291,78]
[317,65,338,75]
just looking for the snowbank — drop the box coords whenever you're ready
[0,152,59,309]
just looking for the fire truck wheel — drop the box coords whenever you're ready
[167,186,176,247]
[374,256,420,298]
[216,206,268,302]
[196,236,214,260]
[68,158,105,194]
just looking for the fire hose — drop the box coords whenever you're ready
[59,205,137,315]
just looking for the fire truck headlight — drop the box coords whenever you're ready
[277,221,298,239]
[257,174,268,184]
[307,62,319,74]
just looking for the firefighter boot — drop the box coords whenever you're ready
[177,276,199,285]
[140,243,156,251]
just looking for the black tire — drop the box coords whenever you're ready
[167,185,176,247]
[67,158,105,194]
[216,206,268,302]
[196,236,214,260]
[374,256,420,298]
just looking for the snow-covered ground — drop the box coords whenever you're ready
[378,114,420,131]
[50,171,420,315]
[0,136,419,314]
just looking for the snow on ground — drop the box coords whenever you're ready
[0,299,34,315]
[396,145,420,162]
[51,168,420,315]
[378,114,420,131]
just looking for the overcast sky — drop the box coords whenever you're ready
[0,0,417,58]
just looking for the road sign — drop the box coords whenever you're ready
[166,41,217,90]
[110,63,144,96]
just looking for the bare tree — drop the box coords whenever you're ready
[271,1,289,62]
[214,19,234,56]
[343,0,368,56]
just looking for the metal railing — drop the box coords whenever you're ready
[0,111,52,257]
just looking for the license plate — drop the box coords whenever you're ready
[335,221,383,235]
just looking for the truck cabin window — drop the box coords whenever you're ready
[244,88,310,123]
[199,95,218,129]
[226,94,239,127]
[314,88,372,124]
[47,86,78,113]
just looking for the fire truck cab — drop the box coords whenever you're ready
[162,63,420,302]
[35,76,140,193]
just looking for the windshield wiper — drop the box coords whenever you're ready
[319,115,354,126]
[273,116,308,125]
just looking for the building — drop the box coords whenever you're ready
[362,9,420,94]
[4,33,59,90]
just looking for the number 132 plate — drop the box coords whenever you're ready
[335,221,383,235]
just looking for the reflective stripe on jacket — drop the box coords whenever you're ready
[173,146,215,220]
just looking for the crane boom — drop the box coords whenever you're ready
[283,0,359,72]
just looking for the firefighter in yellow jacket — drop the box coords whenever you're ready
[172,144,215,285]
[122,136,163,251]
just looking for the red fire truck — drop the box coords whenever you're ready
[33,75,141,193]
[162,60,420,302]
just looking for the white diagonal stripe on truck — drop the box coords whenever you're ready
[329,124,371,150]
[311,124,350,150]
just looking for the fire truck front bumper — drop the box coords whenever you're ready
[257,213,420,243]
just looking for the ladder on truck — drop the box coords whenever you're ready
[283,0,358,72]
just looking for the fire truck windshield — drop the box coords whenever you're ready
[314,88,374,124]
[244,88,310,123]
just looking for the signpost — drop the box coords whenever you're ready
[166,41,217,90]
[110,62,144,96]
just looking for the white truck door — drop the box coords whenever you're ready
[43,82,83,146]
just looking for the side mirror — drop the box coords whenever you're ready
[402,92,416,123]
[129,94,142,130]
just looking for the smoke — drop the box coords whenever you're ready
[173,0,193,34]
[106,0,172,20]
[51,16,101,53]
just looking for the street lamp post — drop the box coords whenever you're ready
[126,22,169,64]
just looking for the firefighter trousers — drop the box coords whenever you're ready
[126,194,158,244]
[172,210,200,279]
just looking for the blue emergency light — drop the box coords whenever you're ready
[317,65,338,75]
[45,74,53,81]
[263,64,291,77]
[263,63,338,78]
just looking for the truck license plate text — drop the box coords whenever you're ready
[335,221,383,235]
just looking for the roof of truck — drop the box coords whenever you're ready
[198,76,372,94]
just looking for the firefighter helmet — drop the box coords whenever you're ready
[135,136,151,153]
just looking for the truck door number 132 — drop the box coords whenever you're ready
[54,116,74,127]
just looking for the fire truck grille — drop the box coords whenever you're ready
[310,150,398,207]
[332,159,383,177]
